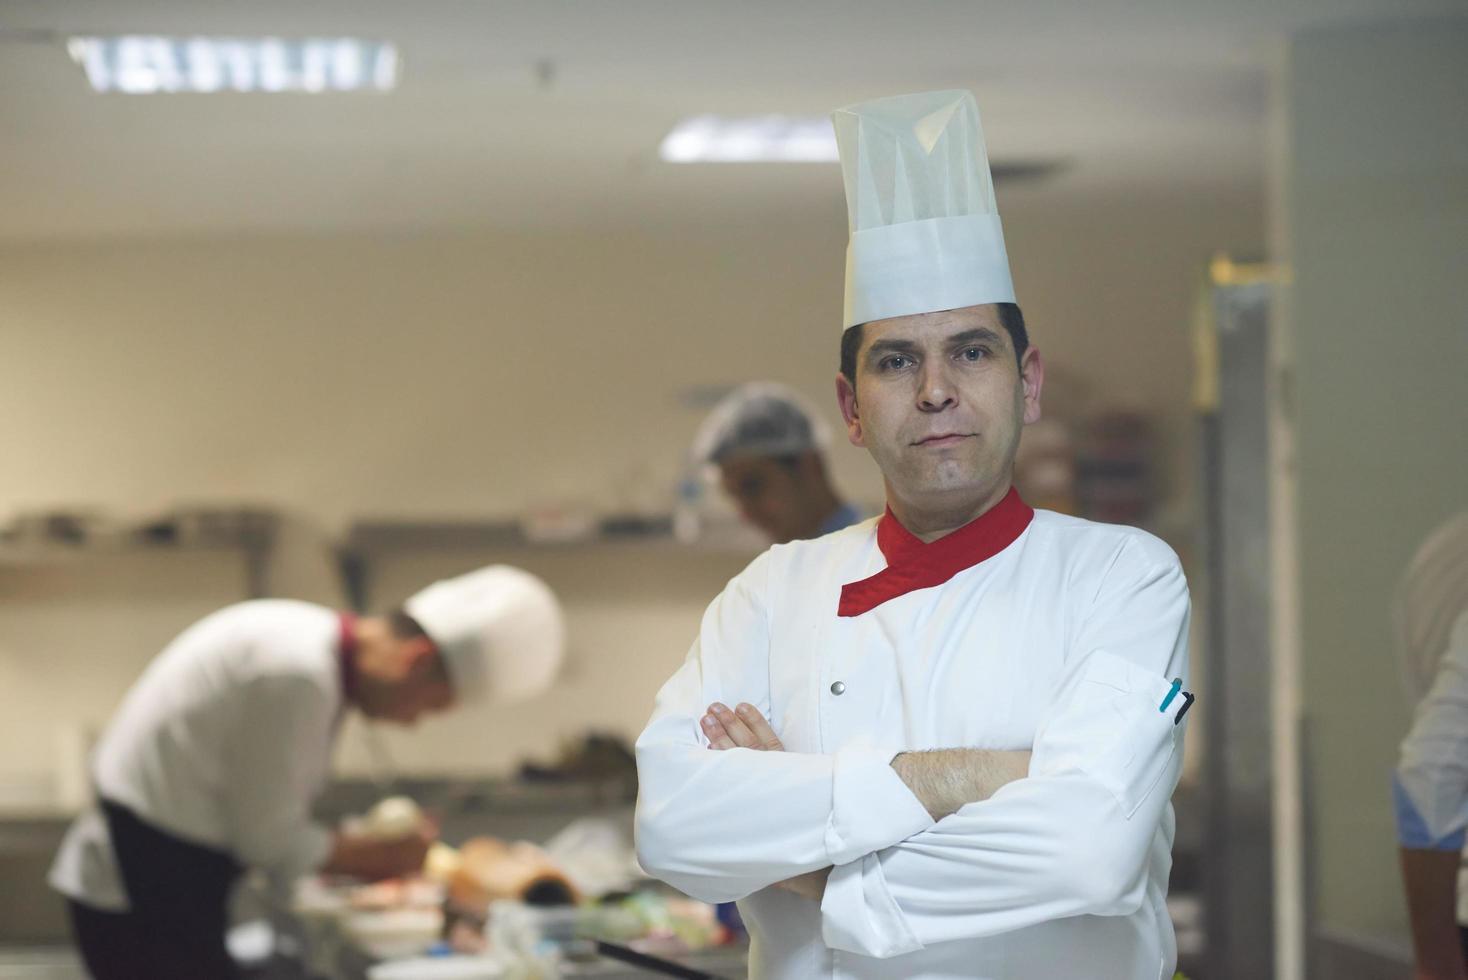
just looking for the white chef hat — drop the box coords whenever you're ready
[692,382,830,466]
[832,89,1015,329]
[404,565,565,704]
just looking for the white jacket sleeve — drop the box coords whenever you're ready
[1396,611,1468,842]
[224,674,335,884]
[635,551,935,904]
[822,539,1191,957]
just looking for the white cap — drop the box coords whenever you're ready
[832,89,1015,329]
[404,565,565,704]
[692,382,830,466]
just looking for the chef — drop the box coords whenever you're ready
[634,90,1192,979]
[694,382,864,543]
[50,564,565,980]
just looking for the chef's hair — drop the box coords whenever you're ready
[840,302,1028,385]
[388,610,431,641]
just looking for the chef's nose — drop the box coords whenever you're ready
[918,362,956,412]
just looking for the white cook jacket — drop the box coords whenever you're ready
[49,600,342,910]
[1398,611,1468,844]
[636,509,1190,979]
[1390,512,1468,922]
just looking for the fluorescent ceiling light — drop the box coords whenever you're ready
[66,36,399,94]
[660,115,837,163]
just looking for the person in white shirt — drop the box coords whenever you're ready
[1390,512,1468,977]
[49,565,564,980]
[634,90,1193,980]
[694,382,865,543]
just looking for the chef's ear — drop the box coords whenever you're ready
[836,372,863,447]
[1020,346,1045,426]
[402,636,437,673]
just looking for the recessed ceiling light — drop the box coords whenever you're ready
[66,36,399,94]
[659,115,837,163]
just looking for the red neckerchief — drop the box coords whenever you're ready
[837,487,1034,617]
[337,611,360,705]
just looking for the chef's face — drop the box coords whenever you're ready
[385,669,455,725]
[362,644,456,725]
[717,453,819,544]
[836,304,1042,517]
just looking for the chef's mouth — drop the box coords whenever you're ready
[913,433,976,446]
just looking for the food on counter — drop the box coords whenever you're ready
[364,795,425,839]
[450,837,579,911]
[349,877,445,911]
[424,840,463,883]
[339,794,435,853]
[293,816,738,973]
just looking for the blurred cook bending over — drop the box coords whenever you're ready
[49,565,565,980]
[694,382,864,543]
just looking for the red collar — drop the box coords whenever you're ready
[837,487,1034,617]
[337,612,360,703]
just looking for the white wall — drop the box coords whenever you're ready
[0,190,1261,530]
[1279,16,1468,944]
[0,187,1262,798]
[0,551,255,805]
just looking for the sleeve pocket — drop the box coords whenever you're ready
[1075,652,1182,819]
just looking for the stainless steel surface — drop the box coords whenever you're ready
[1199,279,1276,978]
[0,948,86,980]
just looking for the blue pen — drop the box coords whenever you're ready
[1159,678,1182,712]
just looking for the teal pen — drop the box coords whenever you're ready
[1159,678,1182,711]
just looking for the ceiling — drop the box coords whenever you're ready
[0,0,1460,242]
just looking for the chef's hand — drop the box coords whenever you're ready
[704,704,833,903]
[701,703,829,899]
[701,702,784,751]
[322,816,438,881]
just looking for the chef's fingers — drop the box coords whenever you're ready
[701,713,737,750]
[735,703,784,751]
[709,702,761,749]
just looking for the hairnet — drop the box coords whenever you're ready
[692,383,830,466]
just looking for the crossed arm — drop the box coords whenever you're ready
[700,700,1031,901]
[634,540,1191,958]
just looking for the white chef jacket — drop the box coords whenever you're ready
[635,503,1191,980]
[1391,512,1468,921]
[50,600,343,911]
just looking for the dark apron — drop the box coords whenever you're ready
[68,799,244,980]
[69,612,357,979]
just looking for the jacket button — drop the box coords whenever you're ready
[830,681,846,695]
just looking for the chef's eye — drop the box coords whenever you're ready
[880,355,912,371]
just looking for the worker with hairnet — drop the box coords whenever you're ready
[693,382,863,544]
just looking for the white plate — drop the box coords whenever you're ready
[367,955,504,980]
